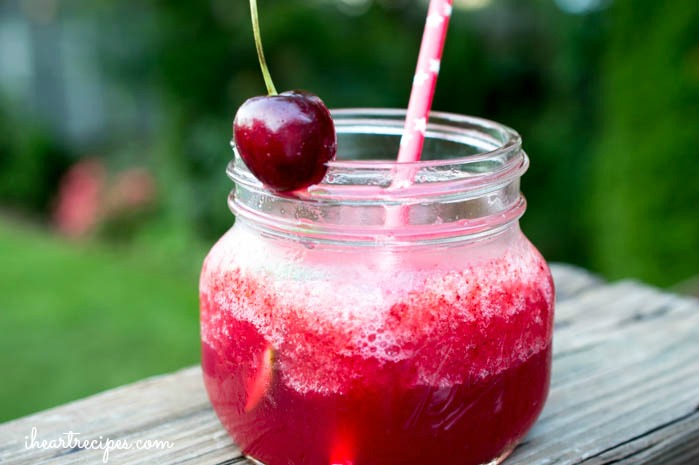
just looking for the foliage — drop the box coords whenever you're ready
[591,0,699,285]
[0,101,70,215]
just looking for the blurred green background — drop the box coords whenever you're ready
[1,0,697,422]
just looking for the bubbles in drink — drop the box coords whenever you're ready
[201,223,553,395]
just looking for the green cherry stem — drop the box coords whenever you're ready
[249,0,277,96]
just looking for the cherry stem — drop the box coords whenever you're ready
[249,0,277,96]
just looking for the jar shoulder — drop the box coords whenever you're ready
[202,223,552,299]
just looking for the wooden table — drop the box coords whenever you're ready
[2,264,698,465]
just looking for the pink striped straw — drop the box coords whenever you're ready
[397,0,454,163]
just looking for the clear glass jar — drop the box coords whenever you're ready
[200,109,554,465]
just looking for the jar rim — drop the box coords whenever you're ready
[326,108,521,169]
[228,108,527,202]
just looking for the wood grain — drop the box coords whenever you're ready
[1,264,697,465]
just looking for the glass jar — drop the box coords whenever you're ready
[200,109,554,465]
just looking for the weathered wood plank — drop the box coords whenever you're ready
[507,280,699,465]
[0,365,241,464]
[550,263,603,302]
[1,264,697,465]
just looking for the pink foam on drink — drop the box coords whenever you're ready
[200,225,554,395]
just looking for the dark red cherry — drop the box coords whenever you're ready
[233,90,337,193]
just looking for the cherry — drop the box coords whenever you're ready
[233,0,337,193]
[234,91,336,192]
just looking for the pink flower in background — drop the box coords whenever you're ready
[53,158,105,238]
[53,159,156,238]
[106,168,156,214]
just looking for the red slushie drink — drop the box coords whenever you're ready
[201,110,554,465]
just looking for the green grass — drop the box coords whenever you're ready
[0,219,205,422]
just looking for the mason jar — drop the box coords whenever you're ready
[200,109,555,465]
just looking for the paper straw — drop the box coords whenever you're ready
[386,0,454,233]
[397,0,454,163]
